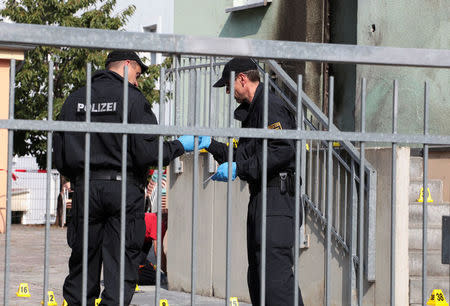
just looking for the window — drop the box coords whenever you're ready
[143,24,157,33]
[225,0,272,13]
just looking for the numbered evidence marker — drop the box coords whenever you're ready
[230,297,240,306]
[41,291,57,306]
[417,187,434,203]
[159,299,169,306]
[95,298,102,305]
[62,300,68,306]
[427,289,449,306]
[16,283,31,297]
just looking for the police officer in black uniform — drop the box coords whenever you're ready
[201,58,304,305]
[54,51,198,305]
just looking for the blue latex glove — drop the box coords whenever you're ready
[199,136,211,150]
[177,135,195,152]
[211,162,237,182]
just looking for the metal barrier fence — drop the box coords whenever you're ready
[0,22,450,306]
[10,167,60,225]
[169,56,378,284]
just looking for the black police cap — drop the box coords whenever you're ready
[105,50,148,73]
[213,57,258,87]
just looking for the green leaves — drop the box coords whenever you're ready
[0,0,169,168]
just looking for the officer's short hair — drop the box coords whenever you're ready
[241,70,260,83]
[106,60,139,71]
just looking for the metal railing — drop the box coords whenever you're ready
[166,55,377,284]
[0,22,449,306]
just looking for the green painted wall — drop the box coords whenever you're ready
[174,0,324,109]
[356,0,450,135]
[174,0,228,37]
[175,0,284,40]
[174,0,449,136]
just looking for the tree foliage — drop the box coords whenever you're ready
[1,0,169,168]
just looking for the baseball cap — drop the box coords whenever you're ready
[213,58,258,87]
[105,50,148,73]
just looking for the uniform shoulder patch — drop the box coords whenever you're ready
[268,122,282,130]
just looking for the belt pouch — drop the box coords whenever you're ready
[279,172,287,194]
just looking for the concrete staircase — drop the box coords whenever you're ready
[409,156,450,306]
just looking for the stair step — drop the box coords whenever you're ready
[409,180,443,204]
[409,203,450,227]
[409,228,442,251]
[410,156,424,180]
[409,276,450,304]
[409,250,449,277]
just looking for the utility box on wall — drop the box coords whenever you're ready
[443,216,450,265]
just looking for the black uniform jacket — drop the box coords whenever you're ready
[207,82,296,190]
[53,70,184,182]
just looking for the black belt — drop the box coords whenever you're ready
[75,170,144,189]
[89,172,124,181]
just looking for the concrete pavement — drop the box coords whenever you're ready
[0,225,250,305]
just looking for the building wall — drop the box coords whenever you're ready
[428,151,450,203]
[175,0,271,39]
[174,0,450,135]
[0,50,24,233]
[0,59,9,233]
[174,0,325,109]
[116,0,174,34]
[356,0,450,135]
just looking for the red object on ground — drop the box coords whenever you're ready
[144,213,167,242]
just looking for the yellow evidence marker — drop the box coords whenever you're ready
[332,142,341,147]
[427,289,449,306]
[159,299,169,306]
[95,298,102,305]
[135,284,141,292]
[417,187,434,203]
[62,299,68,306]
[230,297,239,306]
[16,283,31,297]
[41,291,57,305]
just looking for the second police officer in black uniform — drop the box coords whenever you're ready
[201,58,304,306]
[54,51,201,305]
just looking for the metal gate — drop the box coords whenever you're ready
[0,22,449,306]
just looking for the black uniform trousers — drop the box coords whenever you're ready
[247,185,304,306]
[63,179,146,306]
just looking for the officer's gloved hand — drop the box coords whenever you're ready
[177,135,195,152]
[211,162,237,182]
[199,136,211,150]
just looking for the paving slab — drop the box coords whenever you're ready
[131,286,251,305]
[0,224,69,305]
[0,225,250,305]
